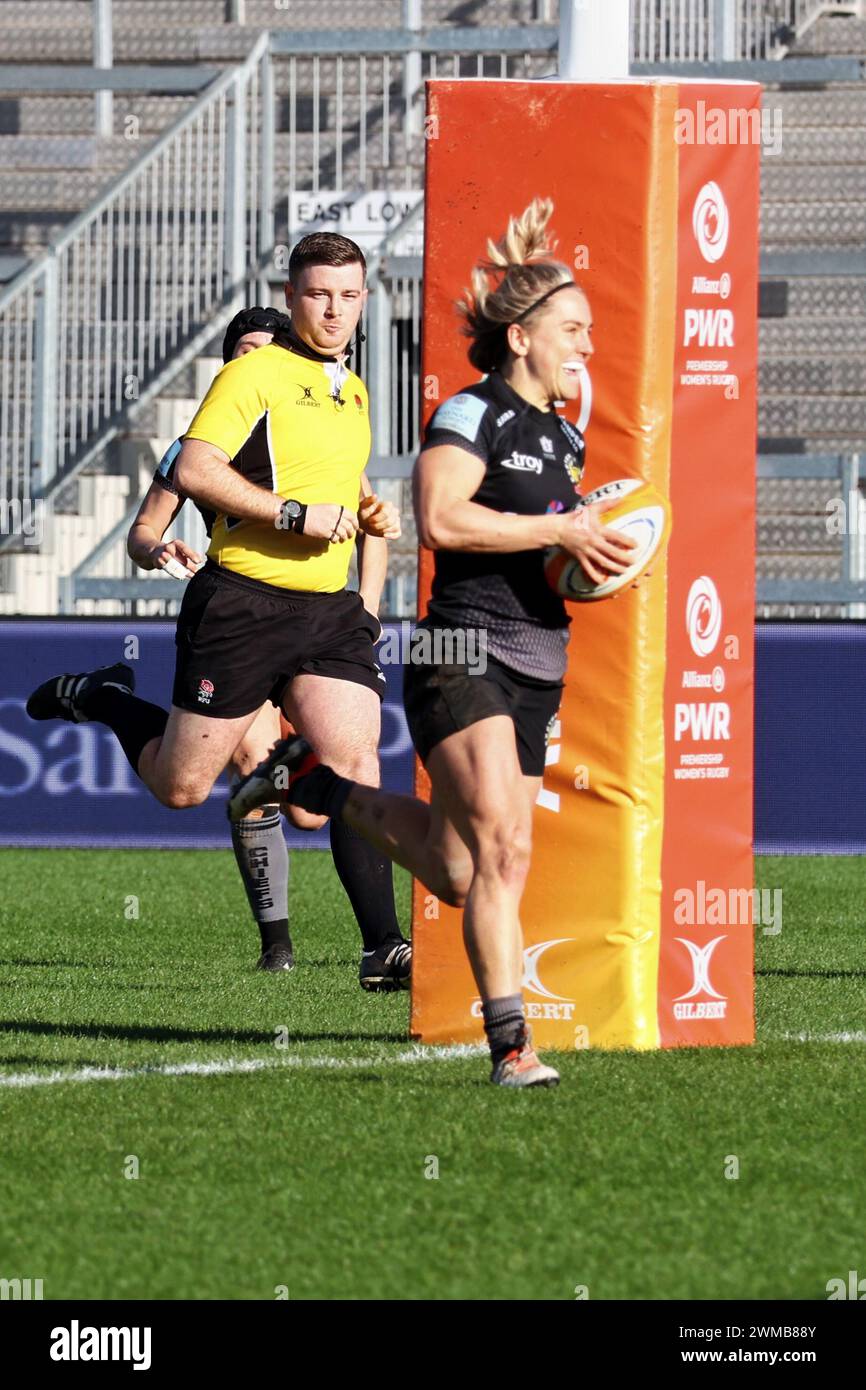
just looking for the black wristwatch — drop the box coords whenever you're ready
[280,499,307,534]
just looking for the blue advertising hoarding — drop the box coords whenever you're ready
[1,620,864,853]
[0,620,414,849]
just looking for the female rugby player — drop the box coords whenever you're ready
[125,306,408,988]
[229,200,638,1084]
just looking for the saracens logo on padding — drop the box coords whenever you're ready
[197,678,215,706]
[686,575,722,658]
[471,938,576,1021]
[673,937,728,1020]
[692,181,730,265]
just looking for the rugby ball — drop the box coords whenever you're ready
[544,478,671,602]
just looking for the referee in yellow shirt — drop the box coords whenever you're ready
[27,233,412,990]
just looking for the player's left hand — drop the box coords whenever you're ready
[358,493,401,539]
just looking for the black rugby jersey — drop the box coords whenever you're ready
[421,372,586,682]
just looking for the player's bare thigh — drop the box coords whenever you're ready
[141,703,259,809]
[424,715,534,884]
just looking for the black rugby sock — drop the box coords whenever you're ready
[80,687,168,775]
[329,817,402,953]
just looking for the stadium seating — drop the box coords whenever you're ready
[756,14,866,614]
[1,2,864,617]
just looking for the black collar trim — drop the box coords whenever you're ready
[272,321,353,365]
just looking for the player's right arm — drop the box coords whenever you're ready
[127,481,203,577]
[415,444,634,582]
[128,439,202,577]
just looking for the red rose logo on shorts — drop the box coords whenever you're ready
[197,678,214,705]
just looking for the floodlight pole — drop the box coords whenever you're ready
[558,0,630,81]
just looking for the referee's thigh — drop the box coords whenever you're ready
[147,704,260,808]
[282,673,382,783]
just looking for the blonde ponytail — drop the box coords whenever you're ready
[457,198,575,373]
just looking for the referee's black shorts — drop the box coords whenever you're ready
[403,637,563,778]
[173,560,385,719]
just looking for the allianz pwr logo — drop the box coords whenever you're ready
[673,936,727,1020]
[683,307,734,348]
[471,939,576,1022]
[676,576,730,742]
[674,702,730,742]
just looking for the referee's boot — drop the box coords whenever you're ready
[27,662,135,724]
[227,735,319,823]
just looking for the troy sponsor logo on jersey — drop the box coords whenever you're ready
[502,450,543,475]
[471,938,577,1021]
[197,678,214,706]
[496,408,516,428]
[673,936,727,1020]
[296,385,319,406]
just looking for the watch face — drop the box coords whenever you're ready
[286,501,301,518]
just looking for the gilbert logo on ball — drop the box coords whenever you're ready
[544,478,672,602]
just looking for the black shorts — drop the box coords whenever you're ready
[403,640,563,777]
[173,560,385,719]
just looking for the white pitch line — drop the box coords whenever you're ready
[0,1044,488,1092]
[774,1031,866,1044]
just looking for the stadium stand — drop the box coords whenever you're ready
[0,2,864,618]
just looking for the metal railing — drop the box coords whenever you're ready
[1,3,864,608]
[0,31,273,529]
[269,27,559,197]
[757,454,866,616]
[632,1,858,62]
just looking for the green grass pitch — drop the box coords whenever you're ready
[0,848,862,1300]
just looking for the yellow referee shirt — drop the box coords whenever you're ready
[184,341,371,592]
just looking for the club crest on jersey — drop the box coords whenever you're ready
[354,393,365,411]
[502,450,543,475]
[197,678,214,706]
[564,452,584,488]
[296,385,319,406]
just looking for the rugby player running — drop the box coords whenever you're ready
[126,305,406,987]
[228,199,638,1087]
[28,234,413,992]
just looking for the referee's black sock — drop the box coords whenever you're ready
[79,687,168,775]
[329,816,403,954]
